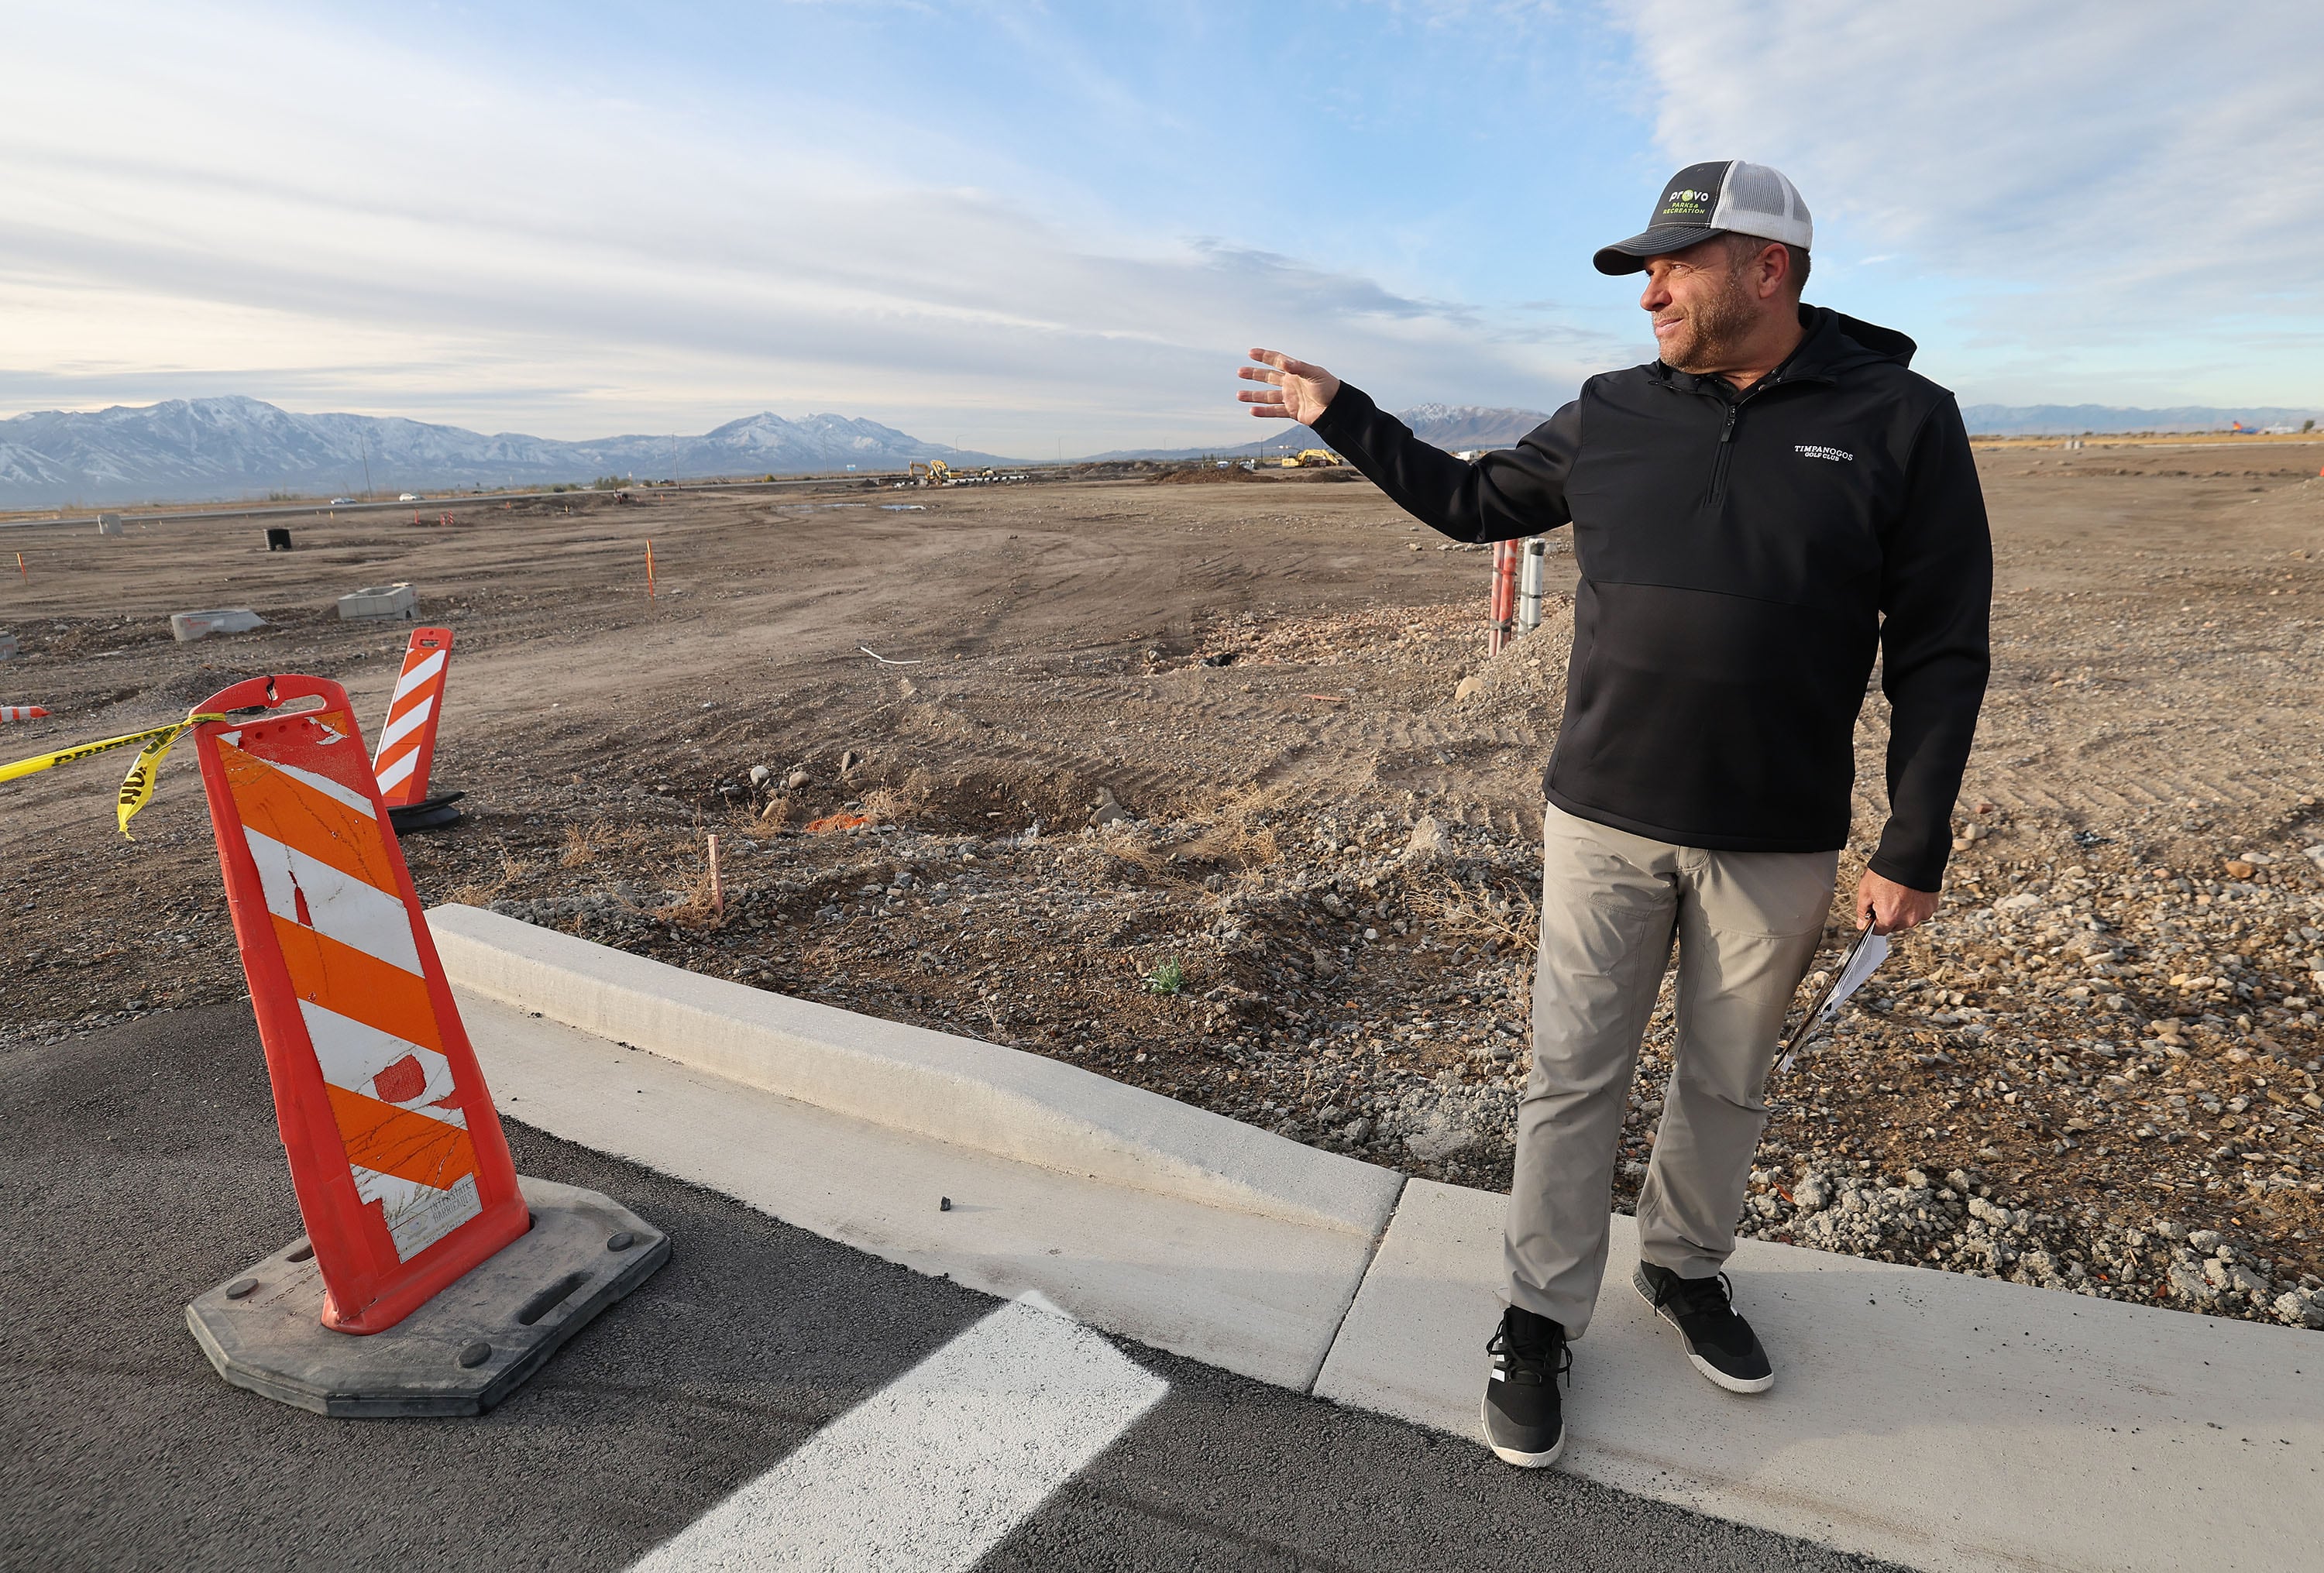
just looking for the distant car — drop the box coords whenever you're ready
[328,497,356,506]
[397,492,421,502]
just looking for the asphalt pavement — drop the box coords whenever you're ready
[1,1005,1898,1571]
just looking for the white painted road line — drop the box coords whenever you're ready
[630,1297,1167,1571]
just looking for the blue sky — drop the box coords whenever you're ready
[2,1,2318,452]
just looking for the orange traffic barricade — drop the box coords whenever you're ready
[182,674,665,1415]
[373,626,466,832]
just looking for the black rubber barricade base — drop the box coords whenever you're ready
[185,1176,669,1417]
[387,791,466,833]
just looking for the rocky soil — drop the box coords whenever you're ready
[6,448,2324,1331]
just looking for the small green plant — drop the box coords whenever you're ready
[1142,957,1184,995]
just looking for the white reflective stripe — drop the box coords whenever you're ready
[373,750,419,793]
[376,691,435,754]
[631,1297,1166,1573]
[244,826,423,977]
[352,1168,483,1262]
[297,999,463,1125]
[389,648,445,702]
[267,757,377,819]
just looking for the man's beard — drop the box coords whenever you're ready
[1657,265,1757,374]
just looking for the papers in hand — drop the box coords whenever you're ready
[1776,926,1892,1073]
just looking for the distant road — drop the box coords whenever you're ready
[0,470,930,530]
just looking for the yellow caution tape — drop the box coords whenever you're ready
[0,713,226,837]
[116,720,207,836]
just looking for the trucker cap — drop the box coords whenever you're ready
[1593,160,1813,275]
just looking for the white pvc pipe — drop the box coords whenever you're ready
[1516,537,1546,635]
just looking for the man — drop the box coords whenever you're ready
[1237,161,1990,1468]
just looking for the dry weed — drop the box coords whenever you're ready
[654,878,722,930]
[858,785,914,826]
[560,820,624,867]
[1403,872,1539,950]
[1082,786,1288,890]
[653,857,727,930]
[1181,792,1282,869]
[448,846,531,908]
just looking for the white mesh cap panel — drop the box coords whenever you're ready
[1709,161,1812,250]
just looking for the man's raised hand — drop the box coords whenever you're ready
[1239,349,1341,425]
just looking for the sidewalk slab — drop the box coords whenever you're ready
[1314,1179,2324,1573]
[457,992,1391,1390]
[429,905,1400,1238]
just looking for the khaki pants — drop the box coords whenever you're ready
[1505,803,1837,1336]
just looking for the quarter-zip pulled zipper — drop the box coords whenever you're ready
[1705,372,1800,507]
[1709,397,1741,507]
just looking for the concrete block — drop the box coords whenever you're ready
[1314,1179,2324,1573]
[0,630,16,660]
[170,608,266,643]
[185,1176,667,1417]
[338,582,416,620]
[95,512,124,536]
[428,905,1402,1239]
[461,994,1385,1389]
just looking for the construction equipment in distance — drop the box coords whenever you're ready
[904,460,1030,488]
[1278,448,1342,469]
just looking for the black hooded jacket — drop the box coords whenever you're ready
[1308,305,1991,891]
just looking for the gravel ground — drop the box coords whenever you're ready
[7,448,2324,1339]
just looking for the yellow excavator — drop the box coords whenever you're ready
[909,459,953,487]
[1278,448,1342,469]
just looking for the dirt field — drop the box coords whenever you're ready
[6,444,2324,1331]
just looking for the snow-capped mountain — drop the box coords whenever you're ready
[1394,404,1556,449]
[1082,403,1560,464]
[0,396,1004,507]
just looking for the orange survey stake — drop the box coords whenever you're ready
[190,674,527,1334]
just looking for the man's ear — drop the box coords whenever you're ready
[1757,243,1791,301]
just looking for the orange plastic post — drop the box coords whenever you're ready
[371,627,453,808]
[1487,540,1518,656]
[646,540,656,599]
[190,675,527,1334]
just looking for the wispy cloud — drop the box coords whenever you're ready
[1619,0,2324,401]
[7,2,2310,440]
[0,2,1600,450]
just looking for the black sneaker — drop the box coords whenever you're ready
[1481,1307,1569,1467]
[1632,1263,1773,1393]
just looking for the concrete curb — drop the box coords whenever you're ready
[437,909,2324,1573]
[428,905,1401,1239]
[460,994,1390,1390]
[1318,1178,2324,1573]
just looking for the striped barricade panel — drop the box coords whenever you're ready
[192,675,525,1334]
[372,627,452,808]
